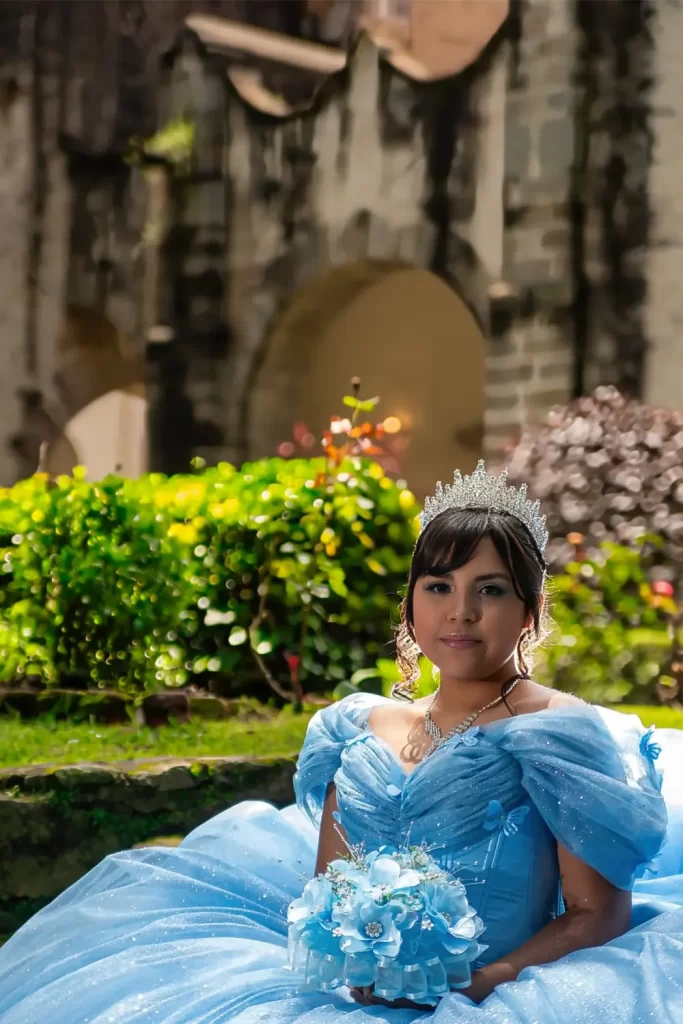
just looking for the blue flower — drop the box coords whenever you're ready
[287,876,334,935]
[640,726,662,764]
[450,728,480,748]
[483,799,529,836]
[326,857,367,888]
[422,882,485,958]
[335,898,404,959]
[422,880,469,921]
[359,849,423,894]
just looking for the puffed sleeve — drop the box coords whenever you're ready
[293,692,380,826]
[496,704,668,889]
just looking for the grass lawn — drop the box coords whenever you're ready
[615,705,683,730]
[0,705,316,771]
[0,702,681,772]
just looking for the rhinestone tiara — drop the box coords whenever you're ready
[420,460,549,555]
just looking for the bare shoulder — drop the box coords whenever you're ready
[367,698,418,731]
[546,690,586,710]
[511,681,585,717]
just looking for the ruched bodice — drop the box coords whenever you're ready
[294,695,668,964]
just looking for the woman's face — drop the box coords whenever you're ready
[411,536,529,685]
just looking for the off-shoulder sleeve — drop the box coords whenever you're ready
[495,705,668,889]
[293,693,380,826]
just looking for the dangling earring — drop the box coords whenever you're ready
[431,662,441,684]
[517,629,531,678]
[392,681,417,703]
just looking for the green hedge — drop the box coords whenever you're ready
[0,459,420,699]
[1,458,679,711]
[534,539,681,705]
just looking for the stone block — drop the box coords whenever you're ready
[485,393,521,412]
[523,335,568,356]
[542,228,570,249]
[133,765,198,792]
[547,91,572,113]
[537,360,574,380]
[487,365,533,385]
[525,388,573,415]
[0,754,297,928]
[52,765,125,788]
[505,120,531,179]
[531,279,574,308]
[486,338,522,364]
[510,258,554,286]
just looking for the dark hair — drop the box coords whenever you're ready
[395,508,548,699]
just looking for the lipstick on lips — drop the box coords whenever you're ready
[439,635,482,650]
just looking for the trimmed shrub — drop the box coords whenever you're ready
[535,539,680,705]
[0,457,419,700]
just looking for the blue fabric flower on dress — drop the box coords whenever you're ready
[483,799,530,836]
[640,726,662,765]
[450,728,481,748]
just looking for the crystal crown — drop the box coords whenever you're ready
[420,460,548,555]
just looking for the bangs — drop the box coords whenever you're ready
[414,509,498,579]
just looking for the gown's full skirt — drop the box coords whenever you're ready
[1,728,683,1024]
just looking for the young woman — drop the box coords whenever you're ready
[1,463,683,1024]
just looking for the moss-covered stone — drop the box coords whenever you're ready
[0,753,297,930]
[52,765,125,787]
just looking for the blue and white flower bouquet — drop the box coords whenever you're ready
[287,844,486,1005]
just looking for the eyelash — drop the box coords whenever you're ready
[424,582,506,597]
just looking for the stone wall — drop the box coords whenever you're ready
[0,754,296,933]
[577,0,655,395]
[484,0,578,458]
[644,0,683,410]
[0,61,32,483]
[0,0,676,485]
[143,26,508,479]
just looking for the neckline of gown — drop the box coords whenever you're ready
[358,698,597,781]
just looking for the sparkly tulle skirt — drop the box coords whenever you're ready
[0,732,683,1024]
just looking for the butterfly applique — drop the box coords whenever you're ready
[639,726,662,764]
[483,799,530,836]
[450,727,481,748]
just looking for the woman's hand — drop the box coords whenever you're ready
[349,985,434,1011]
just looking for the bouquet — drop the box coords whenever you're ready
[286,843,486,1005]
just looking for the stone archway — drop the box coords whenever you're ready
[46,387,147,479]
[42,305,147,479]
[249,262,485,498]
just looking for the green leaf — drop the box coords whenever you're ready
[625,628,671,649]
[350,667,381,686]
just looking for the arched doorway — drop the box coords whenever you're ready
[43,306,147,479]
[249,263,485,498]
[46,387,147,479]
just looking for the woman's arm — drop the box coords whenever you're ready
[460,843,632,1004]
[314,783,350,875]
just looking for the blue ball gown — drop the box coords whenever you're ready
[1,695,683,1023]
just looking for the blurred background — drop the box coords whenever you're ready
[2,0,680,495]
[1,0,683,938]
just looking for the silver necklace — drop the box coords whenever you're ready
[423,677,521,758]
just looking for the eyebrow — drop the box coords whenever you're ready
[425,571,510,582]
